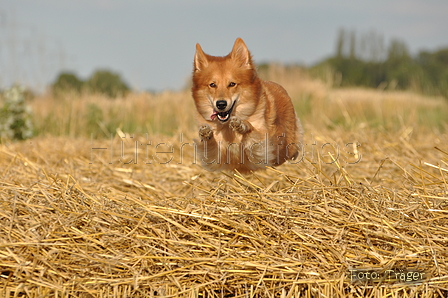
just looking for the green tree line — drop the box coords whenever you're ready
[52,69,130,98]
[312,29,448,98]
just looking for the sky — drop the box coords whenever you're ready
[1,0,448,92]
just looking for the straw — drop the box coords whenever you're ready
[1,123,447,297]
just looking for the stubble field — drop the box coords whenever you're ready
[1,68,447,297]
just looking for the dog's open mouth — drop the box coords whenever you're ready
[210,100,236,122]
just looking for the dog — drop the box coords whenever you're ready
[191,38,303,173]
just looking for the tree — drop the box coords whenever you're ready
[52,72,84,95]
[87,69,130,98]
[335,28,346,59]
[387,39,410,63]
[359,30,385,62]
[349,30,356,60]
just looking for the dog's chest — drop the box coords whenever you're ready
[214,128,244,147]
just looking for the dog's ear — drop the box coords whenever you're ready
[231,38,253,69]
[194,43,208,72]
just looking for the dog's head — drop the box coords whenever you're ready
[192,38,261,123]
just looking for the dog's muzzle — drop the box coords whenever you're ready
[210,100,236,122]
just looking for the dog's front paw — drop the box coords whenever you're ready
[199,125,213,141]
[229,116,247,134]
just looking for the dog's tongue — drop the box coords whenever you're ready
[210,111,218,120]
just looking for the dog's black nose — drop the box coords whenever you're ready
[216,100,227,110]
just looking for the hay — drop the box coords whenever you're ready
[0,123,447,297]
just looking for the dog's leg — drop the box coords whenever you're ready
[229,116,253,134]
[228,116,273,167]
[196,124,221,171]
[199,124,213,141]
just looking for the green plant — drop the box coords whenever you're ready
[0,85,34,140]
[86,103,105,138]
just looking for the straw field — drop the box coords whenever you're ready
[1,69,448,297]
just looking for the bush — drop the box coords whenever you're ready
[0,86,34,140]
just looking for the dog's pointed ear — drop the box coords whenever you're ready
[194,43,208,72]
[231,38,253,69]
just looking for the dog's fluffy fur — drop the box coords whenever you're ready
[192,38,303,173]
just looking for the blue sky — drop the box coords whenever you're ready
[2,0,448,92]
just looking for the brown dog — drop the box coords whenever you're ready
[192,38,303,173]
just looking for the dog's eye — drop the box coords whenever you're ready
[228,82,236,87]
[209,83,217,88]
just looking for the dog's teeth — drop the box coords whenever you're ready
[218,114,229,121]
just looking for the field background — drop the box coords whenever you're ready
[1,67,448,297]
